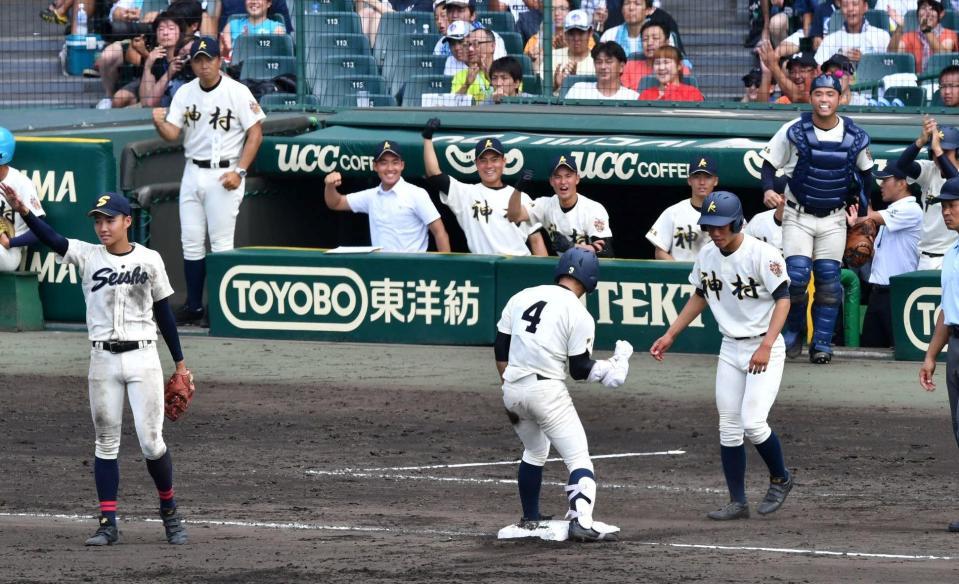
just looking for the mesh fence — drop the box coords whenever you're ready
[2,0,958,110]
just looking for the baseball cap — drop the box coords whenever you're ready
[550,152,577,174]
[474,137,504,158]
[444,0,475,7]
[786,51,818,70]
[919,0,945,12]
[932,176,959,202]
[742,68,762,86]
[939,126,959,151]
[822,53,855,75]
[433,0,445,6]
[809,73,842,94]
[190,35,219,59]
[444,19,470,42]
[87,193,132,217]
[564,9,591,31]
[373,140,402,161]
[689,155,717,176]
[872,164,907,180]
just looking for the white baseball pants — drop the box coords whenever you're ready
[782,198,846,262]
[918,254,945,271]
[179,163,245,261]
[715,335,785,447]
[0,246,21,272]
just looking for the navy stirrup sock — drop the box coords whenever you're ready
[517,461,543,519]
[720,445,747,504]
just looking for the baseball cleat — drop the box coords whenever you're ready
[948,521,959,533]
[707,501,750,521]
[809,350,832,364]
[568,519,618,542]
[85,517,119,546]
[784,333,803,359]
[757,475,794,515]
[161,508,188,545]
[518,514,553,530]
[174,305,204,326]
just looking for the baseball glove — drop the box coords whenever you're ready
[843,218,878,268]
[164,370,195,422]
[0,216,14,239]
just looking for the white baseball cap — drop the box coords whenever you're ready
[444,19,470,41]
[564,9,591,31]
[433,0,445,6]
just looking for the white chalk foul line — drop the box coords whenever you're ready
[638,542,956,561]
[326,450,686,473]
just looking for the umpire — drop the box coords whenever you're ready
[919,176,959,532]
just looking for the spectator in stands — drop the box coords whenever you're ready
[621,20,690,92]
[488,56,531,102]
[357,0,435,46]
[581,0,610,34]
[434,0,449,35]
[759,43,819,104]
[524,0,589,72]
[140,33,196,107]
[443,20,471,75]
[104,1,154,40]
[219,0,291,33]
[168,0,205,37]
[323,141,451,253]
[740,68,771,103]
[552,9,596,92]
[821,52,868,104]
[565,41,640,99]
[220,0,286,61]
[490,0,532,23]
[453,27,497,102]
[641,0,680,43]
[109,12,182,108]
[638,46,704,101]
[646,156,719,261]
[433,0,508,58]
[763,0,816,48]
[888,0,957,74]
[814,0,893,65]
[40,0,71,25]
[94,32,152,109]
[599,0,647,56]
[808,0,841,50]
[940,65,959,106]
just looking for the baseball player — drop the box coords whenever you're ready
[919,176,959,533]
[152,35,265,325]
[760,73,873,364]
[422,118,547,256]
[895,118,959,270]
[505,153,613,257]
[0,186,189,546]
[496,247,633,542]
[646,155,720,261]
[0,127,46,272]
[324,140,451,253]
[743,201,784,252]
[650,191,793,521]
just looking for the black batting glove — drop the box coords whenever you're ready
[515,168,534,193]
[422,117,441,139]
[551,231,573,253]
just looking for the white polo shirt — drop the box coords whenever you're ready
[814,20,891,65]
[942,241,959,324]
[346,178,441,252]
[869,196,922,286]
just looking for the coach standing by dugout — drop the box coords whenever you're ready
[920,177,959,533]
[152,36,265,325]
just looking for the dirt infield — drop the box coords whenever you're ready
[1,332,958,583]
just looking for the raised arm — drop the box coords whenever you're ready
[323,172,351,211]
[422,118,443,177]
[506,169,533,223]
[0,184,68,255]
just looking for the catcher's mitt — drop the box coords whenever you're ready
[0,216,14,239]
[164,370,195,422]
[843,218,878,268]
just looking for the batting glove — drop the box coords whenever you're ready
[422,117,441,139]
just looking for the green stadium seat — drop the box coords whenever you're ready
[924,53,959,76]
[828,9,890,32]
[476,11,516,33]
[401,74,453,107]
[856,52,916,82]
[306,33,372,61]
[302,12,363,35]
[142,0,169,13]
[386,54,448,92]
[932,88,945,106]
[903,9,918,32]
[241,55,296,80]
[559,74,596,98]
[231,34,294,65]
[259,93,323,108]
[499,32,524,55]
[316,74,389,107]
[377,32,441,70]
[311,55,378,85]
[883,85,924,106]
[364,93,399,107]
[303,0,352,12]
[944,11,959,30]
[508,53,534,75]
[521,74,541,95]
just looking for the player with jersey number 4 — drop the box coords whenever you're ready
[650,191,795,521]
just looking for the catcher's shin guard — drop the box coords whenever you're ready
[810,259,842,355]
[565,468,597,529]
[783,255,812,353]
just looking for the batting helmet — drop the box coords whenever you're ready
[698,191,745,233]
[555,247,600,294]
[0,127,14,166]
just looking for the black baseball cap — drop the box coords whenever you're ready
[474,137,504,158]
[550,152,577,174]
[742,68,762,86]
[190,36,219,59]
[87,193,132,217]
[932,176,959,202]
[872,164,907,180]
[689,155,717,176]
[373,139,402,161]
[939,126,959,151]
[786,52,818,70]
[822,53,855,74]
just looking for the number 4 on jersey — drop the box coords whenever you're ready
[521,301,547,333]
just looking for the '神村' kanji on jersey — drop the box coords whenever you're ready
[646,199,705,261]
[441,176,541,255]
[528,193,612,246]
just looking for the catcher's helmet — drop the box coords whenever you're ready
[0,127,14,166]
[555,247,600,294]
[698,191,744,233]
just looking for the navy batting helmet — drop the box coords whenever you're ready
[698,191,745,233]
[555,247,600,294]
[0,127,14,166]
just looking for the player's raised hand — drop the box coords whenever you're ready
[649,334,673,361]
[0,183,27,215]
[152,107,168,125]
[422,117,441,140]
[325,171,343,187]
[919,357,937,391]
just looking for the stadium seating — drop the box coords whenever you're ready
[303,0,352,13]
[522,74,542,95]
[259,93,322,107]
[559,75,596,98]
[931,89,945,106]
[499,32,524,55]
[924,53,959,75]
[241,55,296,80]
[316,74,389,107]
[301,12,363,35]
[401,74,453,107]
[476,12,516,33]
[306,33,372,61]
[944,11,959,30]
[638,74,699,91]
[232,34,294,66]
[856,53,916,83]
[509,53,535,75]
[386,54,448,92]
[882,85,924,106]
[311,55,379,84]
[378,32,442,76]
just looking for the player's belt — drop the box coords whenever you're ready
[785,200,842,218]
[192,159,233,169]
[951,325,959,338]
[922,251,945,258]
[733,332,766,341]
[92,340,153,353]
[535,374,553,381]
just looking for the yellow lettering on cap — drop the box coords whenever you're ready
[96,195,110,207]
[383,141,391,149]
[559,156,566,164]
[698,158,708,168]
[199,40,207,50]
[485,139,493,148]
[939,130,945,140]
[707,201,717,213]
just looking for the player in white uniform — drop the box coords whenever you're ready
[743,203,784,252]
[422,118,547,256]
[646,155,720,261]
[506,153,613,257]
[152,36,265,324]
[651,191,794,521]
[0,187,190,546]
[0,127,46,272]
[895,119,959,270]
[496,248,633,541]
